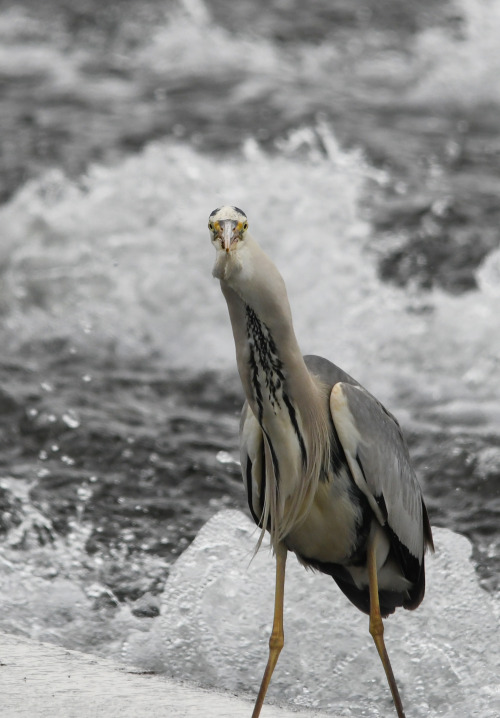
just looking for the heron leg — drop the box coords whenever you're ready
[367,536,406,718]
[251,542,287,718]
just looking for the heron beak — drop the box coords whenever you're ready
[221,220,237,253]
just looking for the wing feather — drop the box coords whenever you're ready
[330,381,427,562]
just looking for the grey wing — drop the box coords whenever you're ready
[304,354,360,387]
[330,381,434,565]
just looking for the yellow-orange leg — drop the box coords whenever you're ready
[251,542,288,718]
[367,537,406,718]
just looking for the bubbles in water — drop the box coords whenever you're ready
[76,484,93,502]
[62,410,81,429]
[0,519,169,655]
[216,450,240,466]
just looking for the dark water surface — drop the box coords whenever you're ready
[1,354,242,573]
[1,347,499,595]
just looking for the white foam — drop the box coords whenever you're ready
[0,134,498,418]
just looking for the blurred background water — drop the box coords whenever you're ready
[0,0,499,712]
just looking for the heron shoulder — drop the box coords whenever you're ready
[329,380,430,561]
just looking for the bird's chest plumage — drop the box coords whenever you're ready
[285,466,366,564]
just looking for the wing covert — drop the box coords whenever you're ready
[330,382,426,562]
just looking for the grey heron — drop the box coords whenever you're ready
[209,205,434,718]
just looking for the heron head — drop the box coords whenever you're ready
[208,206,248,254]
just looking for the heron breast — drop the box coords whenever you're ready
[284,476,362,564]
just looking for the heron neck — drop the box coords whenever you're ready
[219,272,319,428]
[220,271,331,547]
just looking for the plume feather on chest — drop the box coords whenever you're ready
[244,306,308,465]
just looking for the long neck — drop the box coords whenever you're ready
[219,243,318,429]
[218,239,331,544]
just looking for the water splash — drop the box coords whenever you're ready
[411,0,500,107]
[0,129,498,415]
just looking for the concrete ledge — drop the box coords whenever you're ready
[0,631,328,718]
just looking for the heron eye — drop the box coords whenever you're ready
[243,222,248,231]
[208,222,214,231]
